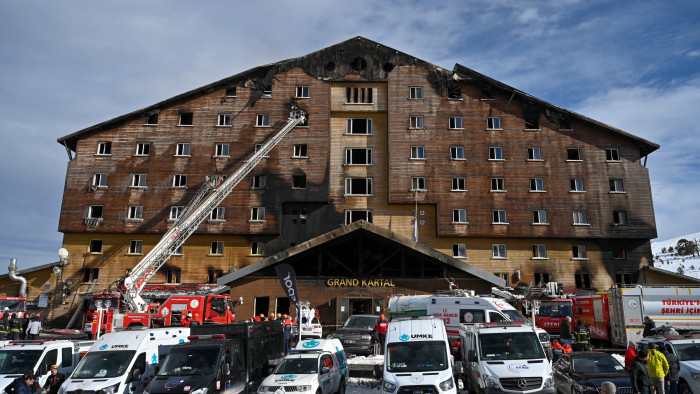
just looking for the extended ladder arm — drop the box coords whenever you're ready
[118,109,306,312]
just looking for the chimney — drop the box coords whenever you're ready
[8,259,28,299]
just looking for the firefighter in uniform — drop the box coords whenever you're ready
[0,315,8,340]
[574,319,590,351]
[9,314,21,340]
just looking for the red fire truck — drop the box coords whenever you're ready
[534,298,574,335]
[0,296,27,319]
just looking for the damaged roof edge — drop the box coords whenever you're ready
[453,64,660,157]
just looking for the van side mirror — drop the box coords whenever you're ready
[130,369,142,382]
[467,350,477,363]
[223,363,230,376]
[321,366,331,374]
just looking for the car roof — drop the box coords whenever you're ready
[567,351,613,357]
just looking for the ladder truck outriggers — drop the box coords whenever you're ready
[87,107,306,337]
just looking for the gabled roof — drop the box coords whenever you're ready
[217,220,506,287]
[58,36,659,157]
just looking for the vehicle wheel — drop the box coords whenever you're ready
[679,382,692,394]
[336,378,346,394]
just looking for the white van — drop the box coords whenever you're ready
[59,327,189,394]
[460,322,556,394]
[258,339,349,394]
[0,340,92,390]
[382,317,456,394]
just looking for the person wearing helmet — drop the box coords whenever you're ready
[374,314,389,354]
[42,365,65,394]
[190,313,201,327]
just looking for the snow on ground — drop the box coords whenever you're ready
[347,354,384,365]
[651,232,700,279]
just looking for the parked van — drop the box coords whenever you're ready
[0,340,92,390]
[258,339,349,394]
[59,327,189,394]
[382,317,456,394]
[460,321,556,394]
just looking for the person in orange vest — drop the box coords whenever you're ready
[253,315,261,322]
[373,314,389,354]
[283,316,293,354]
[190,313,201,327]
[563,343,573,353]
[180,311,190,327]
[551,340,565,362]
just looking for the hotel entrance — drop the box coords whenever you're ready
[336,292,383,324]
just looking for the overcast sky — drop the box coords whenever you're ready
[1,1,699,270]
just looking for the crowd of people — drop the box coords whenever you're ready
[626,340,681,394]
[0,313,43,340]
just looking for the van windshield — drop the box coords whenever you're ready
[0,300,26,312]
[158,346,220,376]
[502,310,532,325]
[386,341,448,372]
[538,301,573,318]
[0,350,42,374]
[274,357,318,374]
[72,351,135,378]
[479,332,544,360]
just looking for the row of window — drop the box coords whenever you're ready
[450,243,623,260]
[450,209,629,226]
[87,238,263,258]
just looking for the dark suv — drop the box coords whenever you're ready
[330,314,380,356]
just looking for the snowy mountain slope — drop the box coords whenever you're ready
[651,232,700,279]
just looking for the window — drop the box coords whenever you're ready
[172,174,188,188]
[127,206,143,220]
[559,118,572,131]
[409,116,424,129]
[146,114,158,125]
[293,144,308,158]
[251,241,263,255]
[88,205,103,219]
[606,148,621,161]
[215,143,230,157]
[410,146,425,159]
[492,244,507,258]
[614,247,628,259]
[345,210,373,224]
[345,87,373,103]
[88,240,103,254]
[210,241,224,255]
[613,210,628,225]
[345,178,372,195]
[449,117,463,129]
[409,87,423,99]
[532,244,547,259]
[82,268,99,283]
[165,268,181,284]
[532,210,548,225]
[411,177,426,191]
[573,210,588,225]
[207,269,224,284]
[92,173,107,188]
[61,347,73,368]
[262,85,272,97]
[254,144,270,158]
[179,112,193,126]
[296,86,310,98]
[534,272,550,285]
[345,148,372,165]
[170,244,183,255]
[615,273,632,286]
[570,178,585,192]
[129,240,143,255]
[452,177,466,191]
[225,87,237,97]
[566,148,581,161]
[530,178,545,192]
[250,207,265,221]
[489,147,503,160]
[609,179,625,193]
[256,114,270,127]
[528,147,542,160]
[131,174,147,188]
[448,85,461,99]
[493,210,507,224]
[176,143,190,156]
[251,175,267,189]
[525,116,539,130]
[491,178,505,191]
[218,114,232,126]
[572,245,588,259]
[494,272,509,282]
[97,142,112,155]
[575,272,591,289]
[450,146,465,160]
[209,207,225,221]
[452,209,468,224]
[292,175,306,189]
[135,142,150,156]
[487,117,501,130]
[346,118,372,134]
[169,206,184,221]
[453,243,467,258]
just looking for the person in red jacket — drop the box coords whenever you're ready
[625,341,638,370]
[374,314,389,354]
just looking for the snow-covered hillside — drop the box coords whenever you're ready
[651,232,700,279]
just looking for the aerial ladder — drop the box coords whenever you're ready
[116,107,306,313]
